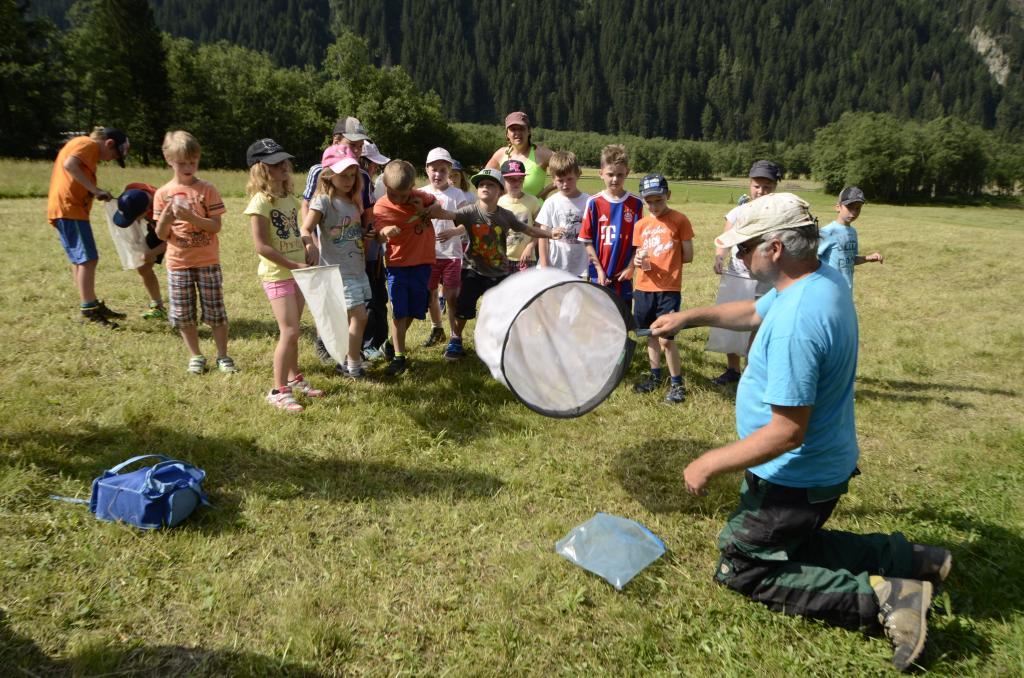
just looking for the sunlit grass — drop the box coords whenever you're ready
[0,160,1022,675]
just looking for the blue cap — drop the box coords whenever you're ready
[113,188,151,227]
[639,173,669,197]
[451,159,463,172]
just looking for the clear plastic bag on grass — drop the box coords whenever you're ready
[555,512,666,590]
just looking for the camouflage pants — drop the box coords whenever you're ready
[715,471,914,630]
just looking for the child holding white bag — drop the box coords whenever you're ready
[300,147,372,379]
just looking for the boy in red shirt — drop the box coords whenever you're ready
[632,173,694,403]
[373,159,451,375]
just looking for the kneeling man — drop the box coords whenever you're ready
[651,193,951,672]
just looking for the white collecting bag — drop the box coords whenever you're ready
[292,265,349,364]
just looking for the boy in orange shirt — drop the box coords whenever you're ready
[153,131,234,375]
[373,159,451,375]
[631,173,694,403]
[47,127,130,327]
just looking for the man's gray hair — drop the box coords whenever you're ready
[759,224,819,260]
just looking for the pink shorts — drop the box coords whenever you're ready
[262,278,301,300]
[429,258,462,292]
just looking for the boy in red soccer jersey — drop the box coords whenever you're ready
[579,144,644,302]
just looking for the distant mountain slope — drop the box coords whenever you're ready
[28,0,1024,141]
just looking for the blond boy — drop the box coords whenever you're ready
[153,131,234,374]
[578,144,644,301]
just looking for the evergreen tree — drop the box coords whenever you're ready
[63,0,170,162]
[0,0,64,156]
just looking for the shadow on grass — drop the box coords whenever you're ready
[3,424,504,532]
[854,389,975,410]
[0,609,323,677]
[611,438,736,516]
[378,352,520,443]
[896,506,1024,623]
[225,316,285,341]
[856,376,1019,399]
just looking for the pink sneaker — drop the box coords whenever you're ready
[267,386,303,412]
[287,373,324,398]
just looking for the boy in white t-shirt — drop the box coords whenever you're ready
[419,147,469,347]
[536,151,590,276]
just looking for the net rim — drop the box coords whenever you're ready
[498,279,635,418]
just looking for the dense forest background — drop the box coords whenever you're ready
[7,0,1024,198]
[28,0,1024,142]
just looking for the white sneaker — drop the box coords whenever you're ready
[266,386,303,412]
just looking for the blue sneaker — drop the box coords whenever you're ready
[443,339,466,361]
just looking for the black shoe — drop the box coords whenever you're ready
[633,374,661,393]
[95,300,126,319]
[384,356,407,376]
[712,368,741,385]
[314,337,334,364]
[665,382,687,403]
[81,307,120,329]
[873,577,932,672]
[422,326,446,347]
[383,340,395,361]
[910,544,953,585]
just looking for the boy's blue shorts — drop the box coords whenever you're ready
[633,290,681,339]
[53,219,98,264]
[386,264,431,320]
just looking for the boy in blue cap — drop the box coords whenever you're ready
[113,183,168,319]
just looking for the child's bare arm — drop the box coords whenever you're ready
[520,240,536,266]
[855,252,883,265]
[300,208,323,265]
[682,240,694,264]
[63,156,111,201]
[585,243,607,284]
[521,223,563,240]
[536,221,550,267]
[155,207,173,241]
[251,214,305,270]
[436,224,467,242]
[427,202,456,221]
[174,203,221,234]
[714,218,732,273]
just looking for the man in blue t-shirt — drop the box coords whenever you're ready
[652,193,949,672]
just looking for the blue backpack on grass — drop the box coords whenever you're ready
[54,454,210,529]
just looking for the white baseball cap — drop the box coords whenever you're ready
[425,147,454,165]
[714,193,817,249]
[361,141,390,165]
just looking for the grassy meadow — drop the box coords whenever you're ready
[0,159,1022,676]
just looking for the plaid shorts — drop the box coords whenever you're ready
[167,265,227,328]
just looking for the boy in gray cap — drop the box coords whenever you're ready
[706,160,781,384]
[818,186,883,289]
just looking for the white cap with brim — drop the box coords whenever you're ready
[362,142,390,165]
[426,147,454,165]
[714,192,816,249]
[327,157,360,175]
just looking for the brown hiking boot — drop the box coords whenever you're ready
[910,544,952,585]
[872,576,933,672]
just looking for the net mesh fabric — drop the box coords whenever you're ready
[476,268,629,417]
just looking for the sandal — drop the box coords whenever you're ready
[267,386,303,412]
[216,356,239,373]
[287,373,324,398]
[187,355,207,375]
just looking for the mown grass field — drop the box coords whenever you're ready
[1,159,1022,676]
